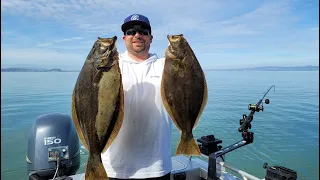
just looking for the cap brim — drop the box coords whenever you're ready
[121,21,151,33]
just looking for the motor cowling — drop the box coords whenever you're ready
[26,113,80,179]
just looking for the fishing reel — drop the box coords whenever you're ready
[238,85,275,135]
[240,98,271,126]
[248,98,270,112]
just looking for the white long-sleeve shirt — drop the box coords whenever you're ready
[101,51,172,179]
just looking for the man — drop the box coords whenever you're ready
[101,14,172,180]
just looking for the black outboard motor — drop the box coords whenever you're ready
[26,113,80,180]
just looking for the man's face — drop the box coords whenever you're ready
[123,25,153,56]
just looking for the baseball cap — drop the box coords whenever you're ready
[121,14,151,34]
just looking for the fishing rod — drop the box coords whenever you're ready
[238,85,275,133]
[211,85,275,157]
[197,85,276,180]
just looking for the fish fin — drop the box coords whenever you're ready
[85,153,109,180]
[193,71,208,130]
[102,79,125,153]
[71,89,89,151]
[176,132,201,156]
[160,75,182,132]
[92,70,102,87]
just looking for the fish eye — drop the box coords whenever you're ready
[100,46,107,51]
[99,45,108,54]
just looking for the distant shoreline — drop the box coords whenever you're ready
[206,65,319,71]
[1,68,78,72]
[1,65,318,72]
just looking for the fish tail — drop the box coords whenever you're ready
[176,132,201,156]
[85,153,109,180]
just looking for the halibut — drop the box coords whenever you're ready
[161,34,208,156]
[71,36,124,179]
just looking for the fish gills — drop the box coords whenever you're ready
[71,36,124,180]
[161,34,208,156]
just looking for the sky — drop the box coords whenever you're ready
[1,0,319,70]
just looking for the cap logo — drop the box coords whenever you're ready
[131,14,139,20]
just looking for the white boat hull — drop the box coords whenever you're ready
[66,155,263,180]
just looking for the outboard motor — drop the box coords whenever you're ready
[26,113,80,180]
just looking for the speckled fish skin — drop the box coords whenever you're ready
[71,36,124,180]
[161,34,208,156]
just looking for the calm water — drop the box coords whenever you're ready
[1,71,319,180]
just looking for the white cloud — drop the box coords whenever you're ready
[0,1,299,37]
[2,0,123,34]
[1,47,86,70]
[1,0,318,69]
[37,37,84,47]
